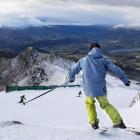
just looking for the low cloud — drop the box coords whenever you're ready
[0,0,140,27]
[0,15,46,27]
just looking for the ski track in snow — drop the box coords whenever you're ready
[0,124,139,140]
[0,75,140,140]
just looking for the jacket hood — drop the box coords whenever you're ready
[88,48,103,58]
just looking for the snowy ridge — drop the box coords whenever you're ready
[0,47,74,86]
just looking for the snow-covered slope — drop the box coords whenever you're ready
[0,75,140,140]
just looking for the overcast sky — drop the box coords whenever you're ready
[0,0,140,27]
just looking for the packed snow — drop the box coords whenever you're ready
[0,75,140,140]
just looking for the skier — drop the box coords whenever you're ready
[77,91,82,97]
[68,42,131,129]
[18,95,26,105]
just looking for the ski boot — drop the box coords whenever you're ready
[91,120,99,129]
[113,120,126,129]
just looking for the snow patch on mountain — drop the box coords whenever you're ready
[113,24,126,29]
[113,24,140,30]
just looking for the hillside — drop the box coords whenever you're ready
[0,47,73,86]
[0,25,140,55]
[0,74,140,140]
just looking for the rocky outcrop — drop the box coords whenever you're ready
[0,47,73,86]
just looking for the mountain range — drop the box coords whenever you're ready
[0,25,140,81]
[0,25,140,55]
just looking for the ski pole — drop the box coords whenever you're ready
[23,88,56,105]
[22,74,70,105]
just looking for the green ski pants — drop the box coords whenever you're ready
[86,95,122,125]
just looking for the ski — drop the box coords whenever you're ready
[98,127,140,136]
[126,127,140,135]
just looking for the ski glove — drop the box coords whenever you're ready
[125,81,131,86]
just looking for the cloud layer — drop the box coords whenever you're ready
[59,0,140,7]
[0,0,140,27]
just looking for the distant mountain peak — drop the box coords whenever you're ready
[113,24,126,29]
[113,24,140,30]
[0,48,74,86]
